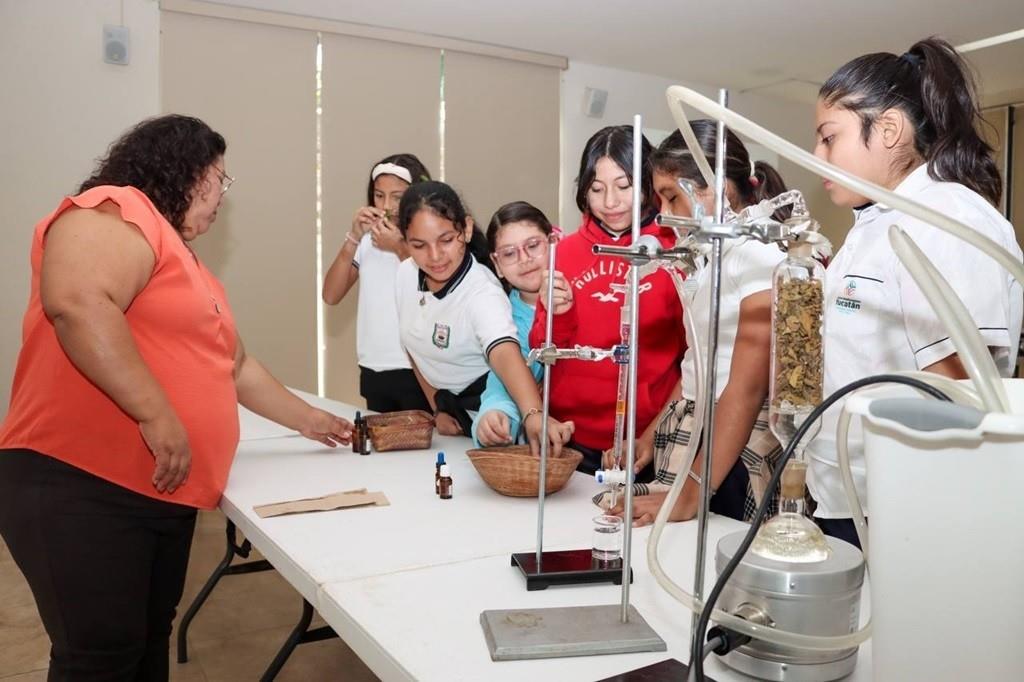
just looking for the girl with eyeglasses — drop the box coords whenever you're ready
[395,183,573,453]
[471,202,575,446]
[529,125,687,475]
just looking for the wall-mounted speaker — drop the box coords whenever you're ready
[103,25,130,66]
[582,87,608,119]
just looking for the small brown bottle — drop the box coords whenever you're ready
[351,411,363,453]
[438,464,453,499]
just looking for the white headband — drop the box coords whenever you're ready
[749,158,757,178]
[371,162,413,184]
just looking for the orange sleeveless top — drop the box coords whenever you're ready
[0,186,240,509]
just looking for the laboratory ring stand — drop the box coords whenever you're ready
[175,519,339,681]
[481,115,665,663]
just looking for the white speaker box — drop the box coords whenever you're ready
[582,87,608,118]
[103,25,130,66]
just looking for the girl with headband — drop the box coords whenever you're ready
[324,154,433,412]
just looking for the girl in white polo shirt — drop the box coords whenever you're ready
[613,122,793,525]
[323,154,432,413]
[808,37,1023,547]
[395,181,574,454]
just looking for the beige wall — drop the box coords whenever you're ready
[981,104,1024,243]
[0,0,160,418]
[445,51,561,225]
[1014,106,1023,237]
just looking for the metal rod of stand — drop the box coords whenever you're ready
[619,114,644,622]
[535,239,558,565]
[690,89,729,661]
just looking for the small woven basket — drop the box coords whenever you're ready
[466,445,583,497]
[365,410,434,452]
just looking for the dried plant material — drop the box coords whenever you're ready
[772,279,823,409]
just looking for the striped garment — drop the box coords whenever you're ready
[594,398,784,522]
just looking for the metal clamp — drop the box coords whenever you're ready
[527,344,617,365]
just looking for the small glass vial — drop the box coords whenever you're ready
[438,464,452,499]
[360,418,371,456]
[434,452,446,495]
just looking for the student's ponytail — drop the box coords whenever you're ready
[820,36,1001,206]
[909,38,1001,206]
[651,120,793,221]
[751,160,792,222]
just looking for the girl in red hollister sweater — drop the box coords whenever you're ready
[530,125,686,474]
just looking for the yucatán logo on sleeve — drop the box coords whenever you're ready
[432,323,450,349]
[835,278,862,314]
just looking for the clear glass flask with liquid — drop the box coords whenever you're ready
[752,237,831,563]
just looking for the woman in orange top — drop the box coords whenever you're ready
[0,115,351,681]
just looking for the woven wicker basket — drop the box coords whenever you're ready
[365,410,434,452]
[466,445,583,497]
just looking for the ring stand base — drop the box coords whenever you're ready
[511,550,632,591]
[597,657,718,680]
[480,604,665,661]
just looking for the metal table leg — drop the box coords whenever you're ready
[176,520,272,663]
[259,599,338,682]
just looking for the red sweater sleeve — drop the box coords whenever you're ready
[529,300,579,348]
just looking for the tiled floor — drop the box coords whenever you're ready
[0,511,379,681]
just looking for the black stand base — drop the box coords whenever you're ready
[597,658,717,681]
[511,549,632,591]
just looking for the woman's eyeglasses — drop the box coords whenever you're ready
[214,167,235,194]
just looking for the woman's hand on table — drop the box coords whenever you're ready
[435,412,463,436]
[140,408,191,494]
[476,410,512,446]
[299,408,353,447]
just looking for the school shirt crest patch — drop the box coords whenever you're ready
[835,278,862,314]
[432,323,450,349]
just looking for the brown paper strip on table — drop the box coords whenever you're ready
[254,488,390,518]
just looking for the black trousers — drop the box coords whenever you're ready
[0,449,197,682]
[359,366,431,413]
[815,516,863,550]
[705,456,751,523]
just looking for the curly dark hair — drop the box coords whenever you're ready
[78,114,227,232]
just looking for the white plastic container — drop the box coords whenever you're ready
[846,378,1024,681]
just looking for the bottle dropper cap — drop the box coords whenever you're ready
[439,464,451,477]
[436,451,446,465]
